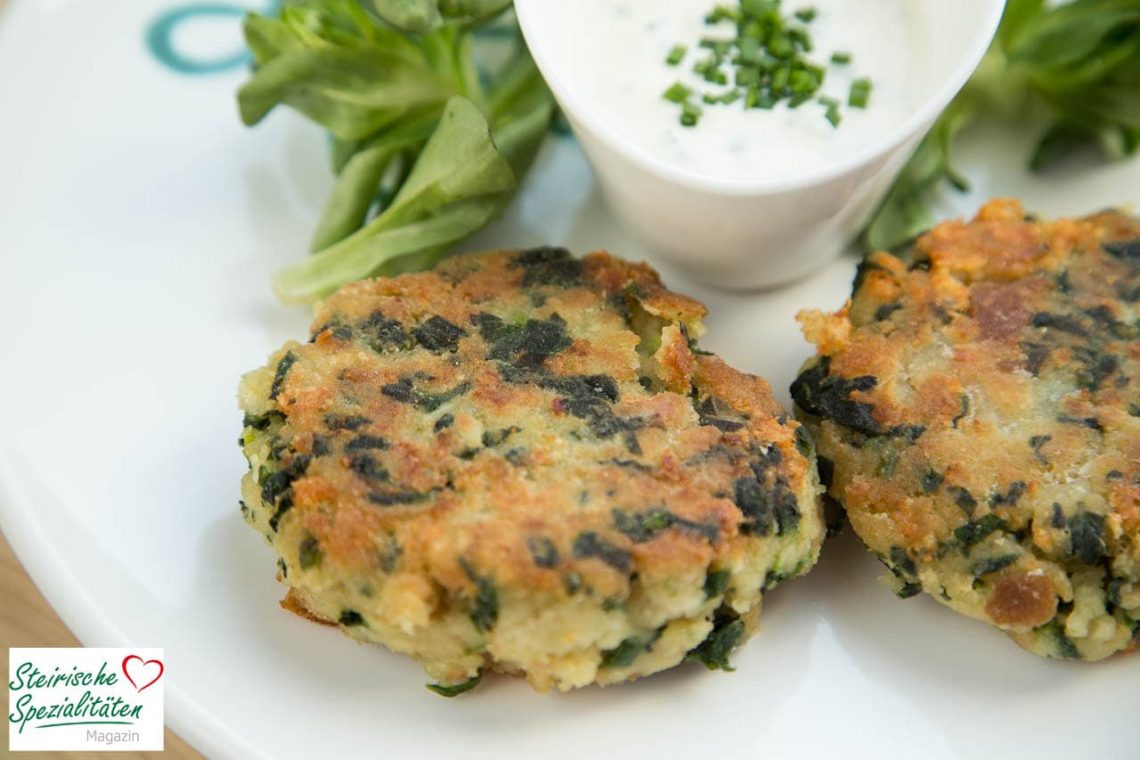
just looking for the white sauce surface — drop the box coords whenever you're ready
[570,0,924,182]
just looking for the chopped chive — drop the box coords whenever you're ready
[699,38,734,57]
[735,66,761,87]
[680,101,703,127]
[768,34,794,59]
[661,0,870,127]
[788,27,812,52]
[771,66,790,92]
[663,81,692,103]
[788,91,813,108]
[849,77,872,108]
[719,88,742,105]
[789,68,818,94]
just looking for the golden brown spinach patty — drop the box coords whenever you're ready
[794,199,1140,661]
[239,248,824,692]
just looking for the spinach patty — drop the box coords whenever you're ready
[795,199,1140,661]
[239,249,825,692]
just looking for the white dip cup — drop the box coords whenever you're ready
[515,0,1006,289]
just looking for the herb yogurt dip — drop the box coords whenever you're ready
[573,0,925,182]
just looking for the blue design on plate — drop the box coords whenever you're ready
[146,1,280,75]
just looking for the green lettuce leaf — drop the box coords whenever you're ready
[273,96,517,303]
[237,0,554,304]
[863,0,1140,253]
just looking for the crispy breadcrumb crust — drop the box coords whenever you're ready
[240,249,824,691]
[794,199,1140,661]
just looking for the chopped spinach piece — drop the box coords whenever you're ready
[613,508,717,544]
[600,637,648,669]
[1030,435,1052,463]
[895,582,922,598]
[1068,511,1106,564]
[686,613,744,671]
[359,311,409,352]
[460,559,499,633]
[732,473,800,537]
[473,312,573,367]
[263,453,312,531]
[310,319,352,342]
[572,531,632,573]
[874,302,902,321]
[1077,354,1118,390]
[512,246,583,288]
[413,316,466,352]
[1031,312,1087,337]
[703,569,731,599]
[338,610,365,626]
[700,415,746,432]
[954,513,1005,549]
[243,410,285,431]
[426,674,481,697]
[382,377,471,412]
[794,426,814,458]
[952,394,970,427]
[268,351,297,401]
[971,554,1019,577]
[433,413,455,432]
[888,424,926,441]
[349,453,389,482]
[345,434,389,452]
[1039,619,1080,660]
[1104,239,1140,259]
[325,413,370,430]
[298,534,321,569]
[482,426,521,447]
[1057,414,1102,431]
[527,536,560,568]
[922,470,944,494]
[790,358,881,435]
[990,481,1027,508]
[949,487,977,516]
[378,534,401,572]
[1051,503,1066,528]
[367,488,432,506]
[889,546,917,577]
[1021,342,1051,375]
[604,458,653,472]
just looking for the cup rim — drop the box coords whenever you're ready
[515,0,1007,196]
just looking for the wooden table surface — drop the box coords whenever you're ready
[1,533,203,758]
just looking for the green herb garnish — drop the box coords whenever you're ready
[426,673,482,697]
[863,0,1140,252]
[661,0,871,127]
[663,81,693,104]
[238,0,554,304]
[666,45,688,66]
[848,78,872,108]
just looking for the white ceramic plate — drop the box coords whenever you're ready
[1,2,1137,758]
